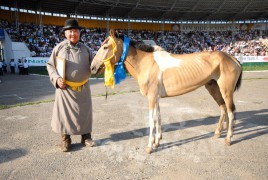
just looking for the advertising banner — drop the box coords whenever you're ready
[235,56,268,63]
[175,23,268,32]
[179,24,240,32]
[24,55,268,66]
[26,57,49,66]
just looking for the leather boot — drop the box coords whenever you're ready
[81,133,95,147]
[61,134,71,152]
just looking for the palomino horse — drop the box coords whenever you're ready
[91,30,242,154]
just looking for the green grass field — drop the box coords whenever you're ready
[241,62,268,71]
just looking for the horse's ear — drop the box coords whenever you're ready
[114,30,119,38]
[110,29,115,38]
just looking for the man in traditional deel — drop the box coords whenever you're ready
[47,19,95,152]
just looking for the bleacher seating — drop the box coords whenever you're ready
[1,19,267,57]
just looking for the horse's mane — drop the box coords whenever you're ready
[116,34,155,52]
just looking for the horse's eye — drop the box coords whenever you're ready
[103,46,108,50]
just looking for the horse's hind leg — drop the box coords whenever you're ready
[217,80,236,146]
[205,80,227,138]
[222,94,235,146]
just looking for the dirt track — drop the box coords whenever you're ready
[0,71,268,179]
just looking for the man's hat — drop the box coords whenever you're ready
[62,19,81,31]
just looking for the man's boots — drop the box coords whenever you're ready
[61,134,71,152]
[81,133,95,147]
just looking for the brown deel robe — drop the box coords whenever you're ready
[47,40,93,135]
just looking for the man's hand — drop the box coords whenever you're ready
[57,77,66,89]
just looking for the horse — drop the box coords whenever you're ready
[91,30,243,154]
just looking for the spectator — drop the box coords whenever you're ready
[10,59,15,74]
[23,59,29,75]
[18,59,23,75]
[0,61,3,75]
[2,59,7,73]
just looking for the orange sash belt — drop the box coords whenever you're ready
[65,79,88,92]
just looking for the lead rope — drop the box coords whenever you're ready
[106,86,108,99]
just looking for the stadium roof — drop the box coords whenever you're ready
[1,0,268,22]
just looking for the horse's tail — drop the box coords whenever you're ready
[224,52,243,92]
[231,55,243,92]
[235,69,242,91]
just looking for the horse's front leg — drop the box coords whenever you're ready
[153,101,162,148]
[146,106,156,154]
[214,104,227,138]
[146,96,160,154]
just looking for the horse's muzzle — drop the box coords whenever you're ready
[91,66,97,74]
[91,64,105,75]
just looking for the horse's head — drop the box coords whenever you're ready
[91,29,123,75]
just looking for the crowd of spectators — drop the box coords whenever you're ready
[1,19,267,57]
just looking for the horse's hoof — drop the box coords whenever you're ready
[153,143,159,148]
[146,147,153,154]
[214,134,221,138]
[224,139,231,146]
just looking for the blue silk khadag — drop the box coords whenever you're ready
[114,36,130,85]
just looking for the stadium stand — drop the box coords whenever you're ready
[0,0,267,62]
[1,19,267,57]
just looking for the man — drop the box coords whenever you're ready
[2,59,7,73]
[47,19,94,152]
[18,59,23,75]
[0,60,3,75]
[10,59,15,74]
[23,59,29,75]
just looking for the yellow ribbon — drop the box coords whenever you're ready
[65,79,88,92]
[104,36,117,88]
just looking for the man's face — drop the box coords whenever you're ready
[65,28,80,44]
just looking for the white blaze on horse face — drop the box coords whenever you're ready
[95,45,109,63]
[153,51,181,71]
